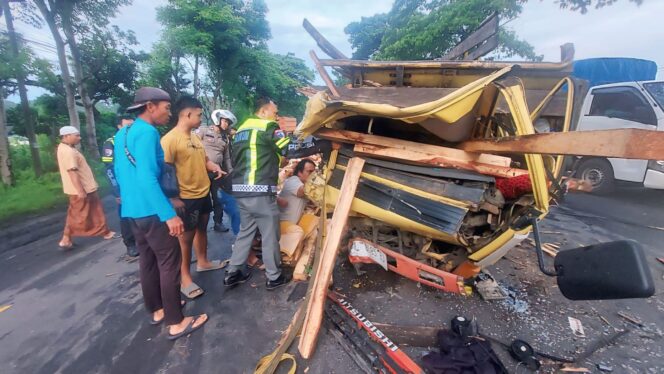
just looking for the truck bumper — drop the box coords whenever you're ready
[644,170,664,189]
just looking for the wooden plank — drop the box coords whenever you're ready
[293,228,317,281]
[443,13,499,60]
[465,33,499,61]
[319,59,570,71]
[302,18,348,60]
[315,128,512,167]
[354,143,527,178]
[372,323,440,347]
[298,157,365,359]
[310,50,340,97]
[460,129,664,160]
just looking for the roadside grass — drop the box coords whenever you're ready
[0,170,66,222]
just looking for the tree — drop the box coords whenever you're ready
[345,0,540,61]
[345,0,643,61]
[34,0,130,159]
[79,26,146,111]
[1,0,42,177]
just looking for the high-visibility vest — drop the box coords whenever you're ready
[231,117,290,197]
[101,137,114,164]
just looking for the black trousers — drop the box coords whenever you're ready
[130,215,184,326]
[118,204,135,248]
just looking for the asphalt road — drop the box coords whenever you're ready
[0,187,662,373]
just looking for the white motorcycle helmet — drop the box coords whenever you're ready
[211,109,237,127]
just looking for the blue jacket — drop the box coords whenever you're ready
[114,118,176,222]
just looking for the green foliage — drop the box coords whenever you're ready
[557,0,642,14]
[0,170,65,222]
[79,26,146,110]
[148,0,312,121]
[9,134,57,172]
[345,0,541,61]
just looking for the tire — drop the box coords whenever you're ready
[577,158,615,194]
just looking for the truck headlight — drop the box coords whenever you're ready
[647,160,664,173]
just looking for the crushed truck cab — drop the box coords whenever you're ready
[297,59,579,284]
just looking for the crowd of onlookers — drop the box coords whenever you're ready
[55,87,321,340]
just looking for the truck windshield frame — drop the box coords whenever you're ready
[644,82,664,108]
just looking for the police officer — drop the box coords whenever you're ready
[199,109,236,233]
[224,98,292,290]
[102,115,139,259]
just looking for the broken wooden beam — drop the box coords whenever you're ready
[302,18,348,60]
[460,129,664,160]
[310,50,340,97]
[442,12,499,60]
[316,128,512,167]
[298,157,365,359]
[354,143,528,178]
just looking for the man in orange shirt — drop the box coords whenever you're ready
[56,126,115,249]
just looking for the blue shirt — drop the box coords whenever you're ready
[114,118,176,222]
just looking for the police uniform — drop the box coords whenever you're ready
[227,117,290,281]
[198,126,233,228]
[102,136,137,256]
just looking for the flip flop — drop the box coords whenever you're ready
[149,300,188,325]
[196,259,229,272]
[181,282,204,299]
[103,232,120,240]
[58,243,75,250]
[167,314,208,341]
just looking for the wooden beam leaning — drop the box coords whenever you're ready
[459,129,664,160]
[303,18,348,60]
[310,50,340,98]
[442,13,499,60]
[298,157,365,359]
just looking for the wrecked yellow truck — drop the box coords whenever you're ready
[296,58,580,294]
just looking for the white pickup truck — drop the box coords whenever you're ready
[573,80,664,193]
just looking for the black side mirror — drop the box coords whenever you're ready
[554,240,655,300]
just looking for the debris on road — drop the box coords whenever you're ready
[568,317,586,337]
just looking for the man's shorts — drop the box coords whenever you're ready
[180,196,213,231]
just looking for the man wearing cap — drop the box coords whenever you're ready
[102,115,138,260]
[114,87,208,340]
[57,126,116,249]
[198,109,240,234]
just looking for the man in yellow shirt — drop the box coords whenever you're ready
[161,97,224,299]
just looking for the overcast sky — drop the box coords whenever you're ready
[5,0,664,98]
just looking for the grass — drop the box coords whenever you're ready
[0,171,67,222]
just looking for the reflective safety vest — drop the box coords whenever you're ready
[231,117,290,197]
[101,137,115,164]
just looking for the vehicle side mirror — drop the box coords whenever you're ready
[555,240,655,300]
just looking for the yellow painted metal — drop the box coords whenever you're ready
[468,227,531,261]
[296,66,513,138]
[334,164,472,209]
[495,79,549,212]
[530,77,575,177]
[325,185,462,244]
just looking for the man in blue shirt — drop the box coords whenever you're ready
[115,87,208,340]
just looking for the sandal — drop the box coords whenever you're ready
[58,242,75,250]
[103,231,120,240]
[149,300,187,325]
[180,282,204,299]
[196,259,229,272]
[167,314,208,341]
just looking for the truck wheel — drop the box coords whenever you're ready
[577,158,615,194]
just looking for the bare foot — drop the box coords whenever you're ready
[168,314,208,336]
